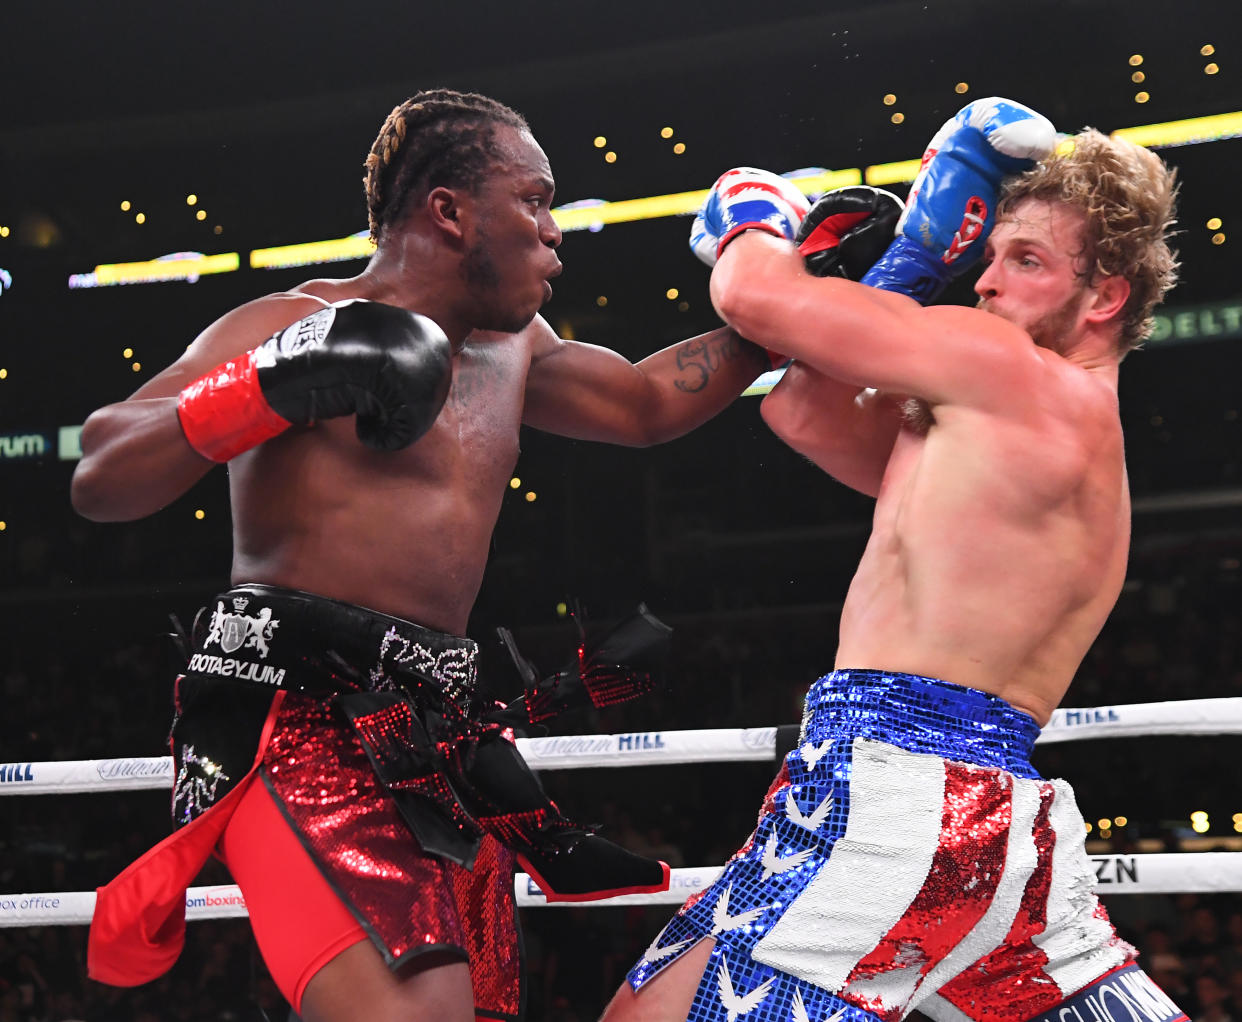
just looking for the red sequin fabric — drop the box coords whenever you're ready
[265,693,521,1018]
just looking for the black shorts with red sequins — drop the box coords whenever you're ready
[170,584,522,1020]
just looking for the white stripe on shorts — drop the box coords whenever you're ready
[1033,779,1126,996]
[752,738,946,992]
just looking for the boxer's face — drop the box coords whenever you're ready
[974,199,1093,351]
[460,125,562,334]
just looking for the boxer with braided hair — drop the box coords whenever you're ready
[74,86,846,1022]
[363,90,530,244]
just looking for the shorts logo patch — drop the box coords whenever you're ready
[205,601,279,658]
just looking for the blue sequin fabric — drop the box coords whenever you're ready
[626,669,1046,1022]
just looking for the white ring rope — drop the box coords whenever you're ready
[3,854,1242,928]
[3,697,1241,796]
[4,696,1240,927]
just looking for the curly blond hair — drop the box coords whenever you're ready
[363,89,528,244]
[997,128,1179,351]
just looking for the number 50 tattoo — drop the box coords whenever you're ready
[673,333,761,393]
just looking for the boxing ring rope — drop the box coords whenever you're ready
[4,697,1242,926]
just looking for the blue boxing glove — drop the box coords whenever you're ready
[690,167,811,267]
[861,97,1057,303]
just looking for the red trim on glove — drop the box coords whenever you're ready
[717,221,786,256]
[176,351,293,463]
[796,210,870,256]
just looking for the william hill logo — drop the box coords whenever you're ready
[617,734,666,752]
[0,764,34,783]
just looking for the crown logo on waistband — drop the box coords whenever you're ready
[232,596,250,612]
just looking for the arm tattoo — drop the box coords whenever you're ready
[673,334,765,393]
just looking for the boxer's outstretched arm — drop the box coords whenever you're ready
[71,295,328,522]
[711,233,1039,411]
[522,316,769,445]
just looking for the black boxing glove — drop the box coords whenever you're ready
[795,186,905,280]
[177,299,452,461]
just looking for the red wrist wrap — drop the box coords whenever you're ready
[717,221,785,258]
[176,351,292,462]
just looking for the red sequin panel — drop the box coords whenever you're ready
[843,762,1013,1022]
[935,781,1063,1021]
[264,696,520,1018]
[449,835,522,1018]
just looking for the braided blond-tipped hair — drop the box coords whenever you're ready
[998,129,1179,352]
[363,89,528,243]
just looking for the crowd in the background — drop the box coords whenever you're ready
[1,554,1239,1020]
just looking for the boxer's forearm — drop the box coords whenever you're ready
[523,326,767,446]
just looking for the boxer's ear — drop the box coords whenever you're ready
[427,186,466,241]
[1085,274,1130,325]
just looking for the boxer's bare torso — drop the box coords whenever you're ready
[226,284,535,635]
[718,200,1132,725]
[763,342,1128,724]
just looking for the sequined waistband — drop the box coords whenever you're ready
[188,584,478,702]
[803,669,1042,778]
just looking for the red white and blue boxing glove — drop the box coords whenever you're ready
[861,97,1057,303]
[177,299,452,462]
[690,167,811,267]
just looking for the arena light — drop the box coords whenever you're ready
[551,169,864,234]
[1115,110,1242,149]
[249,233,374,269]
[68,251,240,289]
[865,159,923,187]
